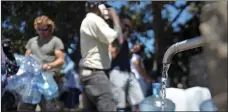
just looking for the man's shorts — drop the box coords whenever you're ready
[109,69,145,108]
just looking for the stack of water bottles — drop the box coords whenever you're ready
[6,54,59,104]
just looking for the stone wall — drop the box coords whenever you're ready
[189,54,209,88]
[200,1,227,110]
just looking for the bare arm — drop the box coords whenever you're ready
[109,43,120,59]
[134,60,153,83]
[108,8,126,53]
[109,33,127,59]
[48,50,65,69]
[25,49,31,56]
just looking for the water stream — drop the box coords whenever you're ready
[161,63,171,111]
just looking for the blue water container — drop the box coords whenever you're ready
[22,81,41,104]
[36,71,59,100]
[14,54,26,65]
[200,99,217,111]
[139,83,175,111]
[6,71,31,91]
[23,55,41,74]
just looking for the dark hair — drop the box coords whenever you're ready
[120,15,133,33]
[85,1,105,13]
[120,15,132,21]
[104,3,112,8]
[136,44,145,55]
[2,38,17,62]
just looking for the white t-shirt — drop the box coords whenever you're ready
[130,54,145,79]
[79,13,119,71]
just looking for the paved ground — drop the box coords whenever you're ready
[35,106,40,111]
[35,103,83,111]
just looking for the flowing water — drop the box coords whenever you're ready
[161,63,171,111]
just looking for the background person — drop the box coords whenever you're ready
[109,16,145,112]
[130,44,153,97]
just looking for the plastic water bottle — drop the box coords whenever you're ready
[6,55,40,95]
[139,83,175,111]
[36,71,59,100]
[6,71,31,91]
[23,55,41,74]
[14,54,42,75]
[7,74,33,95]
[14,54,25,65]
[43,73,59,100]
[200,99,217,111]
[45,91,59,100]
[22,80,41,104]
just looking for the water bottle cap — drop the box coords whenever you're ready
[152,83,161,88]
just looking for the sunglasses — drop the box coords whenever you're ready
[37,27,49,32]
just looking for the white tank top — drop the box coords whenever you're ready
[130,54,144,79]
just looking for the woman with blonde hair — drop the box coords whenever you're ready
[17,15,65,112]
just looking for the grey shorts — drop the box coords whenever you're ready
[109,69,145,108]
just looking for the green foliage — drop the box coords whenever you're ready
[2,1,86,64]
[2,1,205,86]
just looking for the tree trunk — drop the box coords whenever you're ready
[152,2,172,77]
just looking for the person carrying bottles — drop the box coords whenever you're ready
[17,15,65,112]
